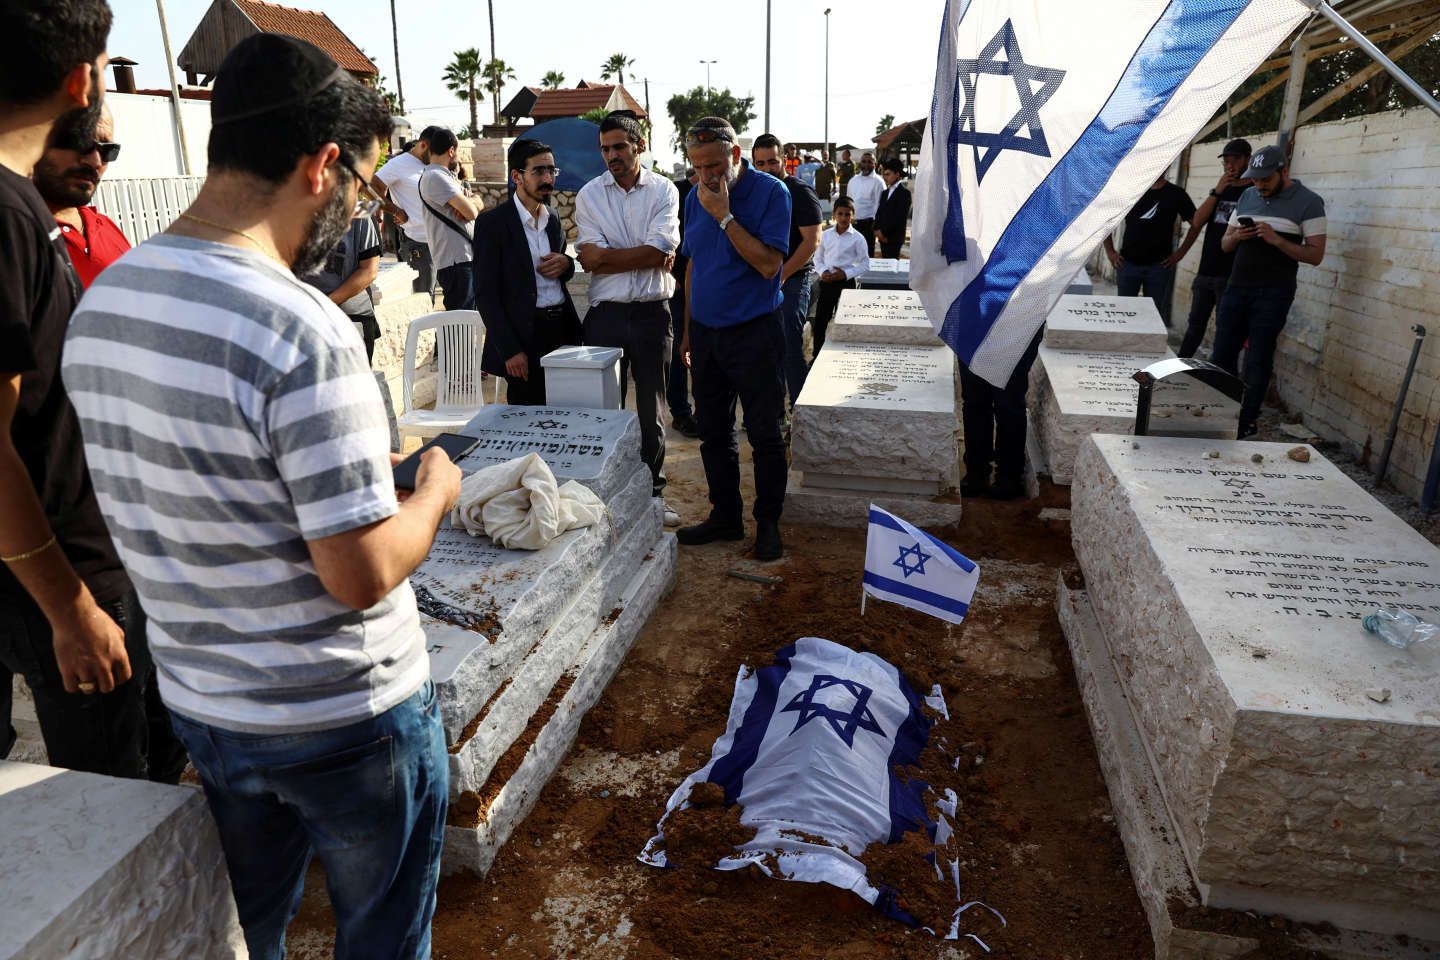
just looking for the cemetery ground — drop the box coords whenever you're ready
[288,423,1159,959]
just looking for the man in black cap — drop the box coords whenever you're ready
[63,33,460,959]
[1211,144,1327,438]
[1178,138,1251,357]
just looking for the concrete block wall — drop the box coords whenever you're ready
[1173,108,1440,498]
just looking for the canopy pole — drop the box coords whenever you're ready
[155,0,191,175]
[1300,0,1440,121]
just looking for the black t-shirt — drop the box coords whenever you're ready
[672,176,693,284]
[1119,181,1197,265]
[1196,183,1247,278]
[782,175,823,266]
[0,164,127,605]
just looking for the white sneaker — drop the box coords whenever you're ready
[662,502,681,527]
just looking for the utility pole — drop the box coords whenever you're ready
[643,77,653,144]
[824,8,832,162]
[764,0,772,133]
[389,0,404,113]
[155,0,190,175]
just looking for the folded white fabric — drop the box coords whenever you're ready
[449,452,606,550]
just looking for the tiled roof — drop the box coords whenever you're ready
[233,0,377,75]
[530,83,646,119]
[874,118,926,150]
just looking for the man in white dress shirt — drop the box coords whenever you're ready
[810,197,870,356]
[846,151,884,257]
[575,110,681,506]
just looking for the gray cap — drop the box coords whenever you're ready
[1246,144,1286,178]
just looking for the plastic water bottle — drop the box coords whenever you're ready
[1362,607,1440,649]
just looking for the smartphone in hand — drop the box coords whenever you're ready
[393,433,478,491]
[1237,216,1255,228]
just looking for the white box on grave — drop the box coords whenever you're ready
[540,345,624,410]
[1044,294,1167,354]
[0,761,245,959]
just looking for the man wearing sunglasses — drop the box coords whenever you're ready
[34,102,128,288]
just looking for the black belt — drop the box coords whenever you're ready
[535,304,565,319]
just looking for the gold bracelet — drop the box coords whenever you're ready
[1,535,57,564]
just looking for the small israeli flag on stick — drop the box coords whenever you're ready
[863,505,979,625]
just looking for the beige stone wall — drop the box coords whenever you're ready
[1174,108,1440,498]
[464,182,579,240]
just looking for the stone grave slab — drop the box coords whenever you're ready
[444,533,679,876]
[455,406,640,503]
[1070,435,1440,938]
[446,499,665,792]
[417,464,653,741]
[0,762,244,959]
[791,342,959,494]
[1043,294,1167,353]
[1030,346,1237,484]
[1065,267,1094,295]
[827,289,940,347]
[782,475,964,529]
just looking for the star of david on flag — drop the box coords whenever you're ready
[863,506,979,625]
[910,0,1313,388]
[781,674,887,748]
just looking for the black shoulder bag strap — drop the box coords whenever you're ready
[419,171,473,242]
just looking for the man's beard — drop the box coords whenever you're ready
[33,159,97,208]
[292,182,352,277]
[725,159,740,186]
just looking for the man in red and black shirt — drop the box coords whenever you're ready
[33,102,129,288]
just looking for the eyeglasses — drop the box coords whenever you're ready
[527,165,561,178]
[338,156,384,218]
[53,136,121,162]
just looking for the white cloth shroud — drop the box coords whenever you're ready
[449,452,606,550]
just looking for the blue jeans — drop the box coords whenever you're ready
[780,267,815,409]
[1210,284,1295,428]
[1117,260,1175,326]
[170,681,449,960]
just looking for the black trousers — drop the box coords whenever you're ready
[584,300,671,495]
[879,238,904,259]
[689,311,788,523]
[959,330,1042,485]
[350,312,380,365]
[1179,273,1227,358]
[667,284,692,421]
[504,305,572,406]
[854,218,877,257]
[436,262,473,311]
[0,589,187,783]
[811,277,856,359]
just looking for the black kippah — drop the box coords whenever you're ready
[211,33,345,126]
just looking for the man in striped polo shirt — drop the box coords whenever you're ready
[63,36,460,959]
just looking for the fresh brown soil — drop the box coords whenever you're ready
[287,423,1154,959]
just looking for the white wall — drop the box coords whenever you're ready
[1175,107,1440,498]
[105,92,211,179]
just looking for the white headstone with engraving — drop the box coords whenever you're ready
[828,289,940,347]
[1071,435,1440,936]
[1044,294,1167,353]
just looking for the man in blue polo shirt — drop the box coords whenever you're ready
[677,116,791,561]
[1210,144,1326,439]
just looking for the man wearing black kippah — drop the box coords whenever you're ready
[63,33,459,960]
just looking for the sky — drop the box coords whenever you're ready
[109,0,944,169]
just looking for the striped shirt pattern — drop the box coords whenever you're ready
[62,235,428,734]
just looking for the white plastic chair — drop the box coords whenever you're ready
[398,310,494,442]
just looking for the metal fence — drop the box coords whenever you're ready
[93,176,205,245]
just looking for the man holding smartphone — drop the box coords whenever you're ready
[1210,144,1327,439]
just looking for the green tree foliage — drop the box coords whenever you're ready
[1203,34,1440,141]
[542,70,566,89]
[580,107,609,123]
[600,53,636,87]
[482,58,517,125]
[444,48,483,138]
[665,86,758,153]
[876,113,896,137]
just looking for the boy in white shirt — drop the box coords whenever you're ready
[810,197,870,357]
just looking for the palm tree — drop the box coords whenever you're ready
[600,52,635,87]
[541,70,566,90]
[482,58,517,125]
[443,48,484,139]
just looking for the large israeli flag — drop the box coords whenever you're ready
[911,0,1311,386]
[864,506,979,625]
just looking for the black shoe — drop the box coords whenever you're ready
[988,476,1026,501]
[677,515,745,546]
[960,471,991,497]
[754,520,783,561]
[1237,420,1258,440]
[672,414,701,439]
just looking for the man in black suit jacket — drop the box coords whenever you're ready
[874,158,912,259]
[472,140,582,404]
